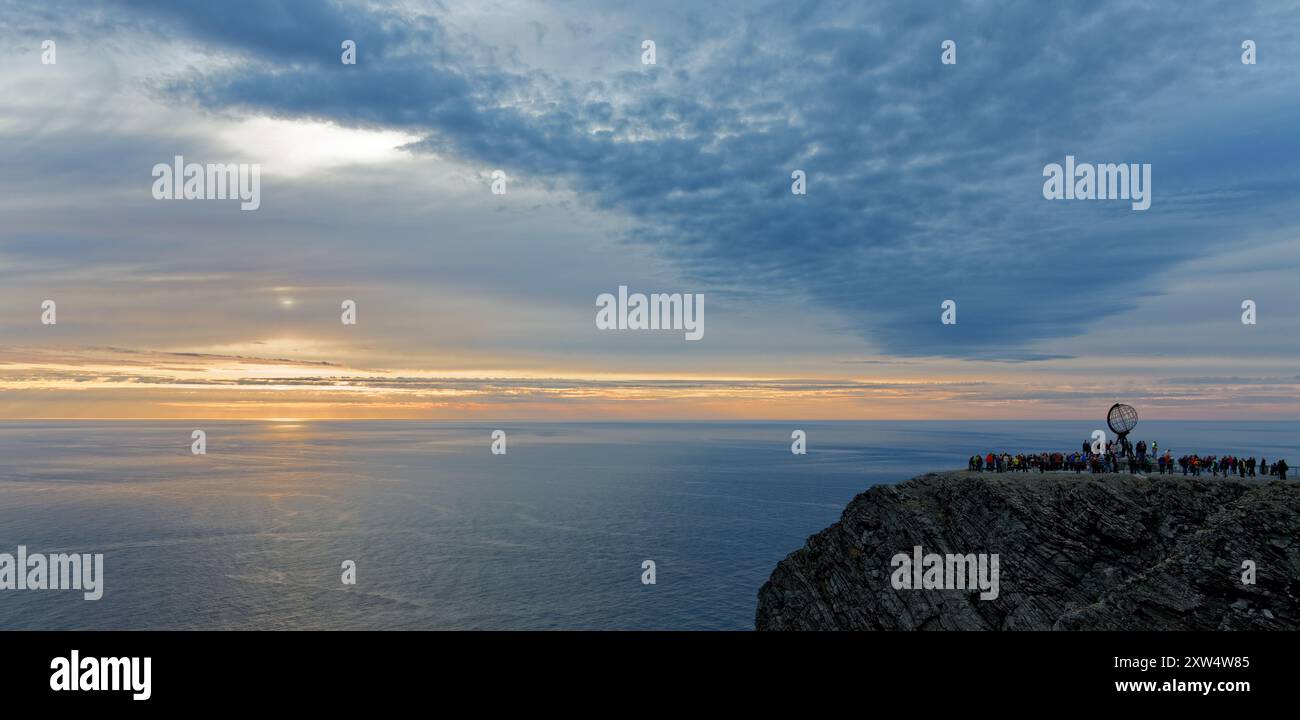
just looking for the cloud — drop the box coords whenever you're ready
[82,0,1297,360]
[4,0,1300,425]
[4,343,1298,419]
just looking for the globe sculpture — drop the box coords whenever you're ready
[1107,403,1138,458]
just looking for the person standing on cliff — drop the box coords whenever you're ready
[1277,459,1289,480]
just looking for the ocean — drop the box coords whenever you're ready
[1,420,1297,630]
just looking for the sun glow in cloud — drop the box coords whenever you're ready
[216,118,421,177]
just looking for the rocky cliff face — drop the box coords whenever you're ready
[755,471,1300,630]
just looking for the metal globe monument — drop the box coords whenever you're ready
[1107,403,1139,458]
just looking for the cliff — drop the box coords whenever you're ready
[755,471,1300,630]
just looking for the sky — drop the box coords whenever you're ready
[1,0,1299,420]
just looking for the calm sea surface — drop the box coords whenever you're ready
[1,420,1296,629]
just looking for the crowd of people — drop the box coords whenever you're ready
[968,438,1290,479]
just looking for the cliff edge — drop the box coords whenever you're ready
[755,471,1299,630]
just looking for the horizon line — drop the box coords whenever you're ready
[0,417,1294,423]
